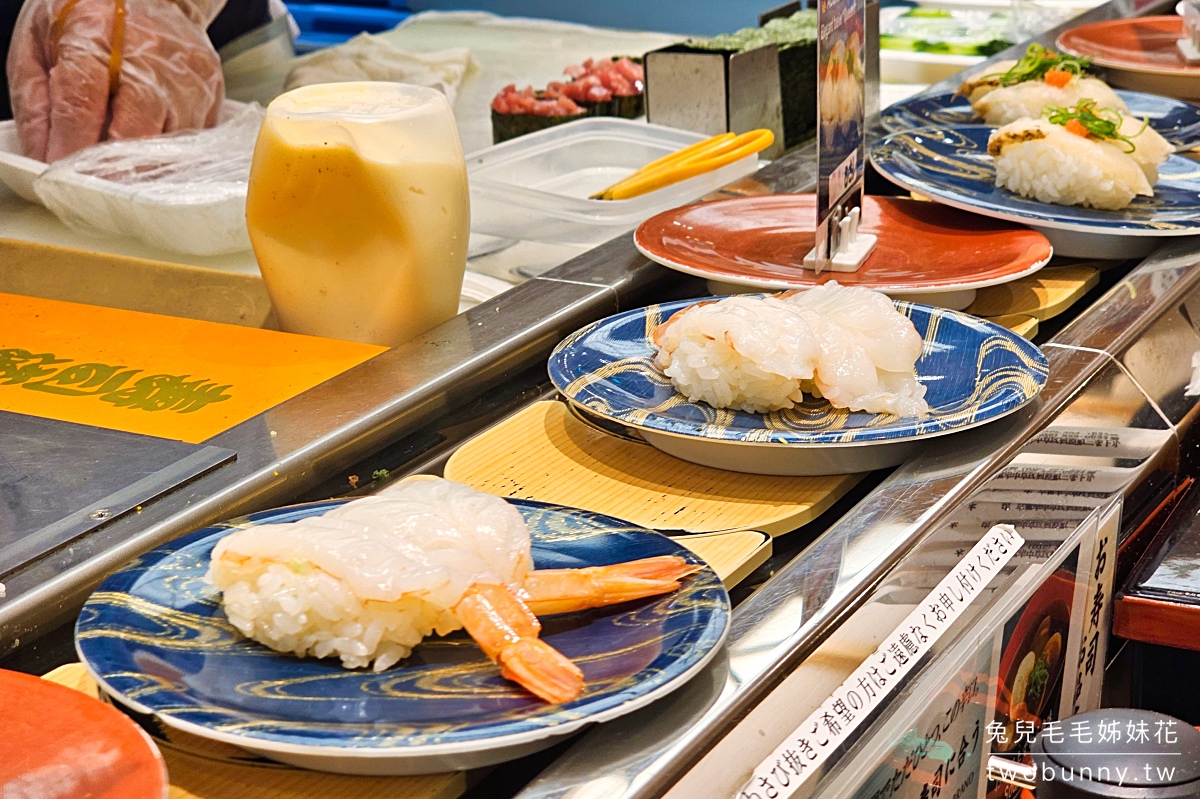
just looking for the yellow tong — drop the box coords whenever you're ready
[589,128,774,201]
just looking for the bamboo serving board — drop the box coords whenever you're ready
[444,401,860,539]
[42,664,465,799]
[966,265,1100,321]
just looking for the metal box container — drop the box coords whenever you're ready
[644,22,823,158]
[644,43,788,158]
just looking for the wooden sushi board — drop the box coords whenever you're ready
[673,529,772,587]
[966,265,1100,321]
[987,313,1039,339]
[42,664,466,799]
[444,401,859,539]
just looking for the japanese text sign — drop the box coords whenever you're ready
[740,525,1025,799]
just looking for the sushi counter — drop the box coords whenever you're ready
[9,1,1200,798]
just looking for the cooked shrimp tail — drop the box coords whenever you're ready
[497,638,586,705]
[455,582,585,704]
[520,555,702,616]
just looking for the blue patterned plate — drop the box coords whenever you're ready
[75,499,729,775]
[870,125,1200,238]
[548,299,1047,475]
[880,90,1200,150]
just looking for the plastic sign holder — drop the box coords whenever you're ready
[803,206,877,272]
[739,524,1026,799]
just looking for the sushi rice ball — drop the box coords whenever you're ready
[988,101,1170,210]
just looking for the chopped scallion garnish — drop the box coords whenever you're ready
[985,42,1092,86]
[1043,98,1148,152]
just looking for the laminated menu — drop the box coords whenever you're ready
[0,292,385,443]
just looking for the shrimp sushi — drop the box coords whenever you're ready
[988,100,1166,210]
[781,283,928,417]
[209,478,699,704]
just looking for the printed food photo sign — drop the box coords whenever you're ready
[758,501,1123,796]
[987,546,1080,797]
[815,0,866,268]
[983,505,1119,799]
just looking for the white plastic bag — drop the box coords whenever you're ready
[31,102,262,256]
[283,35,476,104]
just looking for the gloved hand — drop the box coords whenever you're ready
[7,0,228,162]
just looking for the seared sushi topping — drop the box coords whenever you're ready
[987,126,1047,156]
[987,43,1092,87]
[1044,98,1148,152]
[958,72,1003,97]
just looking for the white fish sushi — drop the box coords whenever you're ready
[652,284,929,418]
[1118,115,1172,184]
[209,477,698,703]
[988,116,1156,210]
[958,59,1017,104]
[957,44,1125,125]
[973,76,1126,126]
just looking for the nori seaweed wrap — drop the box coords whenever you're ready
[686,11,818,149]
[491,108,587,144]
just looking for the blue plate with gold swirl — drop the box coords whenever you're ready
[75,498,728,775]
[870,125,1200,258]
[880,90,1200,150]
[548,298,1047,475]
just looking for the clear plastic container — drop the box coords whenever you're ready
[467,117,760,246]
[0,121,45,203]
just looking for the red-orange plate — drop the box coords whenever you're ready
[1058,16,1200,76]
[0,668,168,798]
[634,194,1053,295]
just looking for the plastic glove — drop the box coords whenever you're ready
[7,0,228,163]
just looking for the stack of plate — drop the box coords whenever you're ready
[869,78,1200,258]
[1058,16,1200,100]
